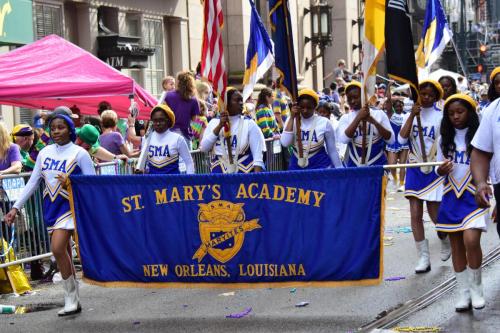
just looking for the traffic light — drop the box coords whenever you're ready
[477,44,487,73]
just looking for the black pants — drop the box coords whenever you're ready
[494,183,500,238]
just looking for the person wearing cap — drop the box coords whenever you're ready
[280,88,343,170]
[471,67,500,240]
[435,94,488,311]
[478,88,490,112]
[200,88,265,173]
[11,124,34,171]
[5,114,95,316]
[76,124,127,163]
[132,104,194,174]
[487,66,500,104]
[399,79,450,274]
[337,81,395,168]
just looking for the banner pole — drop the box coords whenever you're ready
[383,161,443,170]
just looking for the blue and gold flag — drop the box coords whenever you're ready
[70,168,386,288]
[268,0,298,99]
[242,0,274,102]
[415,0,452,72]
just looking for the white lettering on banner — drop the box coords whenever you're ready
[2,177,26,202]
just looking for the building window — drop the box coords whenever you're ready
[35,3,63,39]
[143,18,165,98]
[126,14,140,37]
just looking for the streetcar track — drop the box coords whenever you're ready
[358,245,500,332]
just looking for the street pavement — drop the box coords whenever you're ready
[1,185,499,333]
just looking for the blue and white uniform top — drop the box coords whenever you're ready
[398,106,443,164]
[200,115,265,173]
[399,105,444,201]
[436,129,489,232]
[337,108,395,167]
[472,98,500,185]
[144,130,194,174]
[13,142,96,231]
[280,114,343,170]
[386,112,410,153]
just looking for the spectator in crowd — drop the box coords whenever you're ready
[97,101,112,116]
[158,76,176,104]
[457,76,468,92]
[164,71,200,145]
[76,124,127,162]
[334,59,347,81]
[191,100,208,150]
[100,110,133,157]
[0,123,22,175]
[83,116,102,134]
[10,124,34,171]
[162,76,175,92]
[330,82,340,104]
[11,124,35,168]
[478,88,489,112]
[272,87,290,131]
[255,88,279,139]
[69,105,82,128]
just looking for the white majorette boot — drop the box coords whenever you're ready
[58,275,82,316]
[454,270,471,312]
[468,267,485,309]
[440,236,452,261]
[415,239,431,273]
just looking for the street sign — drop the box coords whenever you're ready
[0,0,34,45]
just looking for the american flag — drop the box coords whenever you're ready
[201,0,227,103]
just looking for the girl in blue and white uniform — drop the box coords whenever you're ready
[280,89,343,170]
[200,88,265,173]
[337,81,395,167]
[436,94,488,312]
[399,80,449,274]
[386,99,410,191]
[5,114,95,316]
[135,104,194,174]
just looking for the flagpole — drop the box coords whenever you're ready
[450,37,468,77]
[281,0,302,159]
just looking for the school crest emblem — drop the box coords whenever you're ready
[192,200,261,263]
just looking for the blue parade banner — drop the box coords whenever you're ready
[69,167,386,288]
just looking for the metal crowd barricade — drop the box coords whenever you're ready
[265,138,285,171]
[0,173,51,266]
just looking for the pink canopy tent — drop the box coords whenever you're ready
[0,35,157,119]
